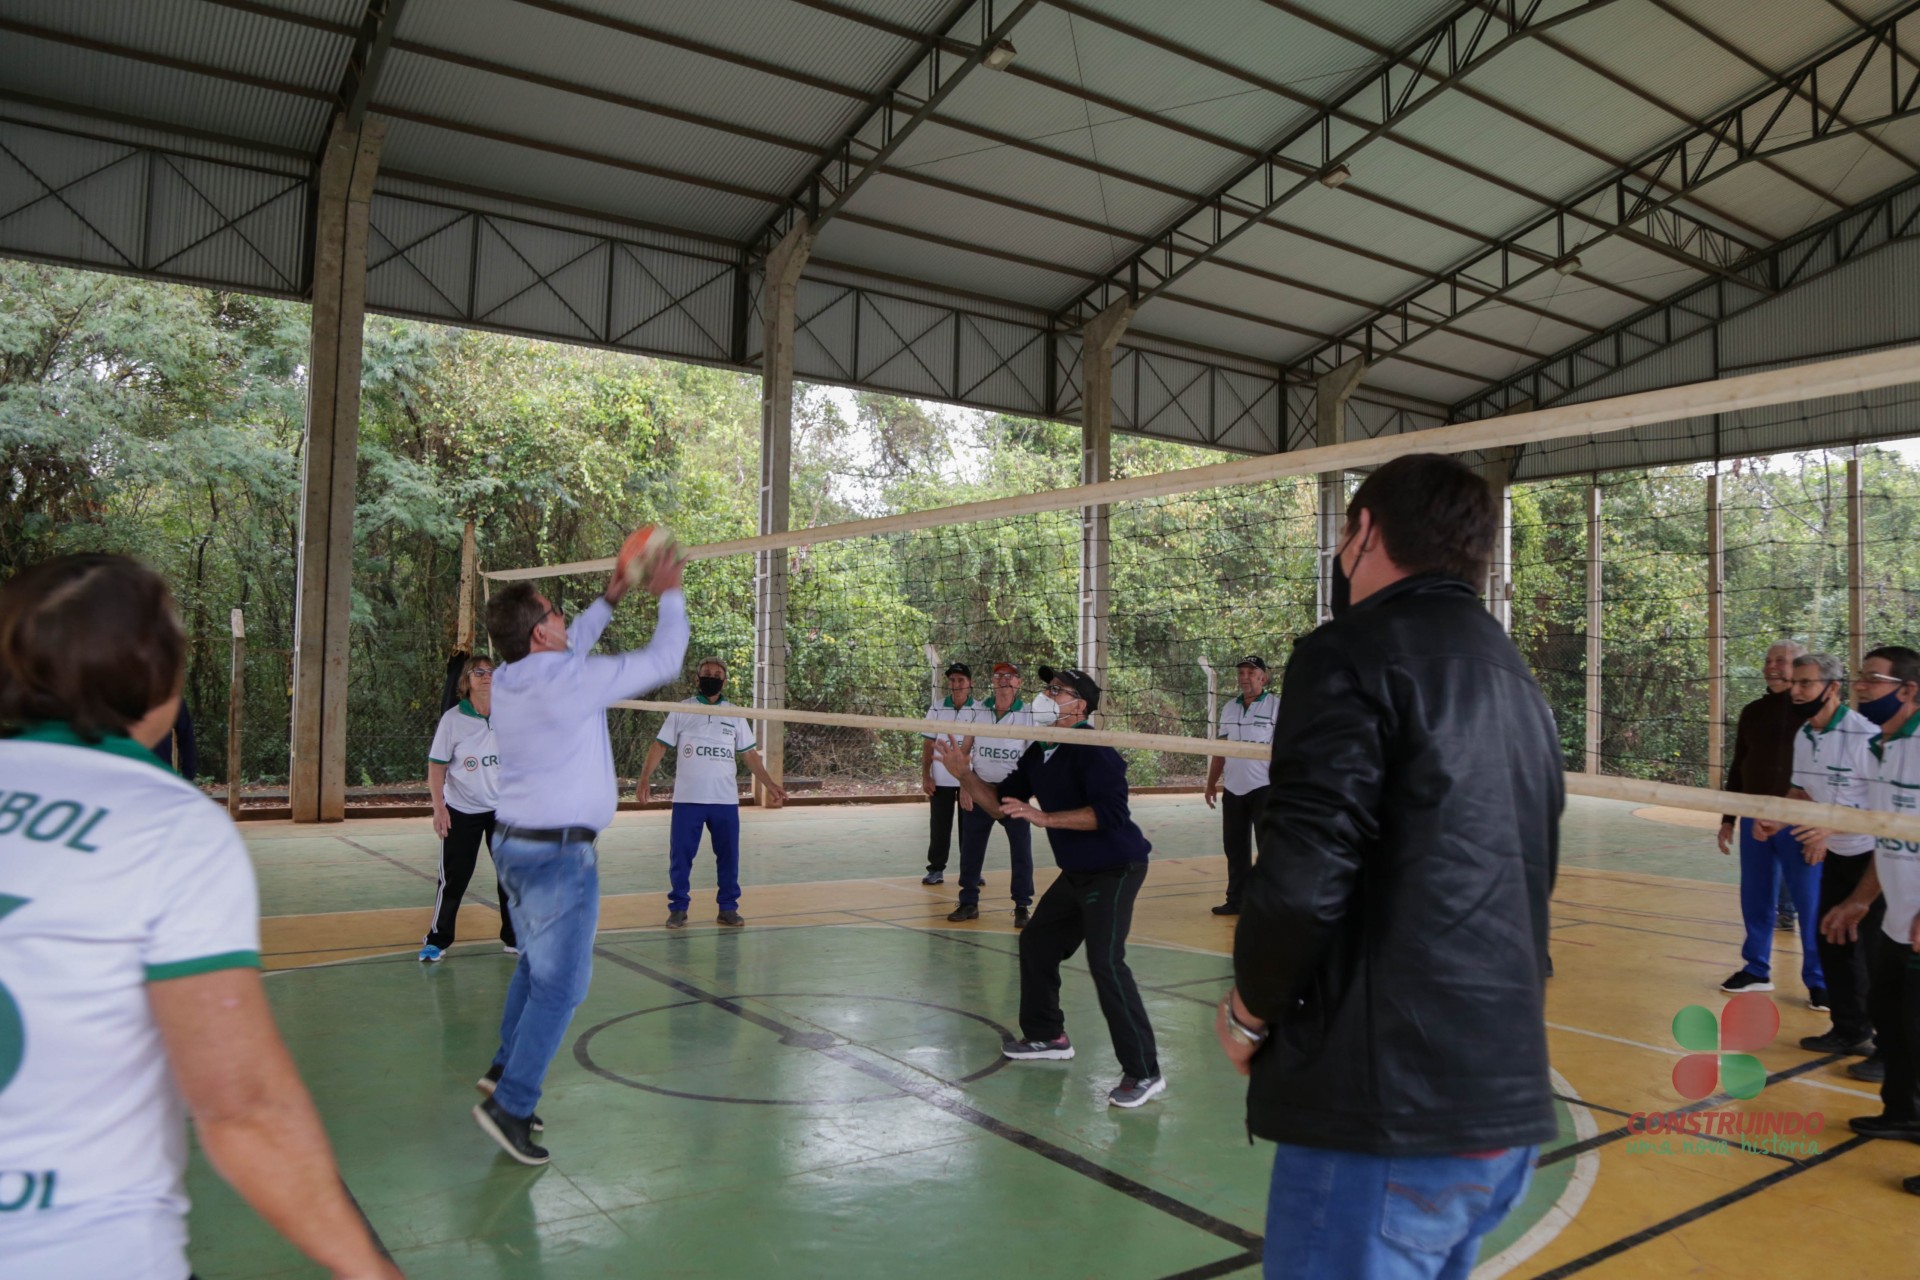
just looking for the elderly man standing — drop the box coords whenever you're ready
[1205,655,1278,917]
[472,554,688,1165]
[949,660,1036,927]
[921,662,986,885]
[1217,454,1562,1280]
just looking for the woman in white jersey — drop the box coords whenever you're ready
[0,555,397,1280]
[418,655,515,962]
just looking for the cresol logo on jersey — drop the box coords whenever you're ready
[1624,993,1825,1158]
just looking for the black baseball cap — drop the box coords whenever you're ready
[1236,655,1267,671]
[944,662,972,678]
[1036,664,1101,712]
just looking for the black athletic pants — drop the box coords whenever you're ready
[1868,928,1920,1121]
[1221,784,1269,906]
[926,785,960,874]
[1817,853,1881,1042]
[425,806,516,949]
[1019,861,1158,1079]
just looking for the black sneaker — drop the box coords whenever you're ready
[473,1096,549,1165]
[922,872,944,885]
[1904,1174,1920,1197]
[1776,910,1798,932]
[716,910,745,927]
[1799,1030,1870,1053]
[474,1065,542,1131]
[1850,1054,1888,1083]
[1002,1034,1074,1061]
[946,904,979,922]
[1848,1113,1920,1141]
[1807,987,1831,1013]
[1210,902,1240,916]
[1013,904,1030,929]
[665,910,688,928]
[1720,971,1774,993]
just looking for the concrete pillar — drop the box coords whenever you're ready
[1706,469,1726,786]
[1847,454,1865,698]
[1479,446,1519,631]
[289,115,383,822]
[1078,299,1132,702]
[753,220,813,797]
[1314,357,1366,623]
[1585,482,1604,775]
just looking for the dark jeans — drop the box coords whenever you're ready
[1817,853,1882,1041]
[425,806,515,949]
[1221,784,1269,905]
[958,803,1034,906]
[1019,861,1158,1079]
[1868,928,1920,1121]
[926,785,959,873]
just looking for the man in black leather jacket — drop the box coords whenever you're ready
[1216,452,1563,1280]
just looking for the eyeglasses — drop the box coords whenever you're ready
[1787,677,1832,690]
[1857,672,1903,686]
[470,668,494,679]
[1044,684,1075,699]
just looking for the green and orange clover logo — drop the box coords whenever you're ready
[1671,992,1779,1100]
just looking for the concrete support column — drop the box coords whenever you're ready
[289,116,383,822]
[1706,470,1726,786]
[1314,357,1366,623]
[1847,454,1865,697]
[1078,299,1132,703]
[753,220,813,797]
[1479,446,1519,631]
[1585,482,1604,775]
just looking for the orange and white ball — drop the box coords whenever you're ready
[616,524,679,589]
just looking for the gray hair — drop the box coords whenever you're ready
[1766,640,1806,660]
[695,655,728,675]
[1792,652,1844,682]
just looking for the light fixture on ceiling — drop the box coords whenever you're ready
[982,39,1017,70]
[1317,163,1352,189]
[1554,255,1583,276]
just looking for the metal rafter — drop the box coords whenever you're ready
[336,0,406,131]
[756,0,1043,252]
[1292,0,1920,379]
[1056,0,1632,328]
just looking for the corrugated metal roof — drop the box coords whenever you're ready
[1,0,348,96]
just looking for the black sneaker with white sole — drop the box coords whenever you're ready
[1806,987,1831,1013]
[921,872,944,885]
[473,1096,550,1165]
[1108,1075,1167,1108]
[475,1065,543,1131]
[1002,1034,1074,1060]
[1719,971,1774,993]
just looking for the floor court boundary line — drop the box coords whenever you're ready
[1476,1066,1601,1280]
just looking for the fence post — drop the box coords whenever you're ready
[1847,454,1865,698]
[1706,470,1725,787]
[228,608,245,820]
[1586,482,1603,775]
[456,517,476,652]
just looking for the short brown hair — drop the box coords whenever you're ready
[486,582,548,663]
[0,554,185,741]
[1346,453,1497,585]
[456,653,495,700]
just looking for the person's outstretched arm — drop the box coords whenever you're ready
[150,969,400,1280]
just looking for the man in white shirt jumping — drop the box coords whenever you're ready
[474,554,689,1165]
[1206,655,1278,917]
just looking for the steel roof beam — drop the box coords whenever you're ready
[336,0,406,131]
[1290,0,1920,380]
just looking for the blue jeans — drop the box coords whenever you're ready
[1737,817,1825,988]
[489,829,601,1118]
[668,802,741,913]
[1264,1143,1537,1280]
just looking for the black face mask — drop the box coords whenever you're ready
[1329,535,1354,618]
[1861,689,1904,726]
[697,675,725,698]
[1789,685,1833,721]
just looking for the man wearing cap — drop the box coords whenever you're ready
[936,665,1164,1109]
[949,661,1037,927]
[921,662,987,886]
[1206,655,1278,917]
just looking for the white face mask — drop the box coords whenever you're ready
[1029,693,1058,727]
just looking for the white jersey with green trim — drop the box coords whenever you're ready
[923,697,987,788]
[969,699,1035,784]
[1869,720,1920,947]
[1789,705,1878,856]
[1218,691,1279,796]
[428,700,499,814]
[0,724,262,1280]
[657,697,756,807]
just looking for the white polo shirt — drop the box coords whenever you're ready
[1218,690,1279,795]
[428,700,499,814]
[923,697,987,788]
[970,699,1035,784]
[1869,717,1920,946]
[1791,704,1878,856]
[656,697,756,807]
[0,723,262,1280]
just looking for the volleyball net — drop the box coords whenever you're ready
[487,345,1920,838]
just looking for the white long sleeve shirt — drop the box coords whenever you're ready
[492,590,689,832]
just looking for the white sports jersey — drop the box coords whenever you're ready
[428,700,499,814]
[923,697,987,787]
[1869,718,1920,947]
[1218,691,1279,795]
[0,723,261,1280]
[657,698,756,806]
[970,699,1036,784]
[1790,705,1878,856]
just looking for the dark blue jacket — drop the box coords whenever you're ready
[997,726,1151,870]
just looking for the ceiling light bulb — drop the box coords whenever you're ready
[1318,163,1352,189]
[982,39,1017,70]
[1554,255,1583,276]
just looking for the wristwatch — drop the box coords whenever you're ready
[1221,992,1267,1048]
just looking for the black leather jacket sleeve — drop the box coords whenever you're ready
[1233,628,1391,1023]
